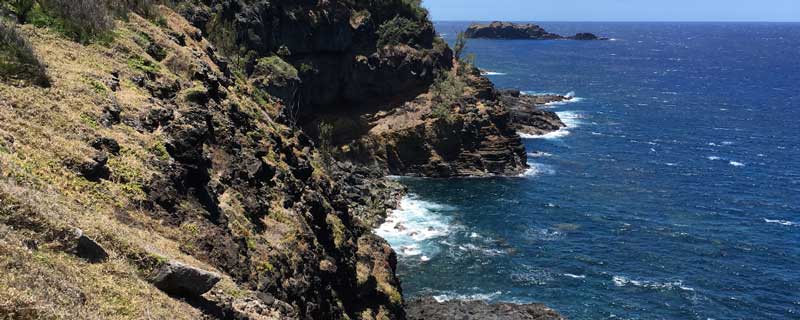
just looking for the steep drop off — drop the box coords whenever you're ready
[0,1,547,319]
[0,6,407,319]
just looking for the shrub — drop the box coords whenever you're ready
[376,16,424,48]
[317,120,335,168]
[0,19,49,87]
[454,31,467,61]
[430,71,466,122]
[31,0,114,44]
[5,0,37,24]
[254,56,298,81]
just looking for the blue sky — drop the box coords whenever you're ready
[422,0,800,22]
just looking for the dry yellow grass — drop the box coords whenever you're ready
[0,8,267,319]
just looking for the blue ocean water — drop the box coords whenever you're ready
[378,22,800,319]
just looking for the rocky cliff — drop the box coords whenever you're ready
[0,1,561,319]
[0,5,412,319]
[465,21,604,40]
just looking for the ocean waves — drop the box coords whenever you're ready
[519,111,584,140]
[612,275,695,292]
[375,195,455,260]
[764,218,797,227]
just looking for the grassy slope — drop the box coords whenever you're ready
[0,9,280,319]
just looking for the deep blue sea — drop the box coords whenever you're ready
[377,22,800,319]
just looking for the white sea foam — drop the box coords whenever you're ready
[729,161,745,167]
[482,71,507,76]
[764,218,797,226]
[375,195,454,258]
[564,273,587,279]
[457,243,506,256]
[519,129,571,140]
[519,162,556,177]
[523,227,565,241]
[612,275,694,292]
[519,111,582,140]
[432,291,502,302]
[707,156,721,161]
[527,151,553,158]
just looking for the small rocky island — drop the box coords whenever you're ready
[465,21,606,40]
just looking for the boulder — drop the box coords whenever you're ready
[72,228,109,263]
[150,261,221,297]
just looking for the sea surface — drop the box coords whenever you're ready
[377,22,800,319]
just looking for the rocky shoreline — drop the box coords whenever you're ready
[465,21,606,40]
[406,297,566,320]
[500,89,570,136]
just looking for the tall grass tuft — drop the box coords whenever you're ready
[0,19,50,87]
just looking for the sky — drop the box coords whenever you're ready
[422,0,800,22]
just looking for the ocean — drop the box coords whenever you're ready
[377,22,800,319]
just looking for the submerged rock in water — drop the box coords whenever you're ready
[406,297,566,320]
[465,21,606,41]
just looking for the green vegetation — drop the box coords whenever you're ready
[376,16,424,48]
[0,19,49,87]
[254,55,298,80]
[30,0,115,44]
[430,72,466,122]
[454,31,467,61]
[148,141,170,161]
[6,0,158,44]
[127,54,160,74]
[318,120,334,165]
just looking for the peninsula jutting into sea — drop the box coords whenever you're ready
[1,0,798,319]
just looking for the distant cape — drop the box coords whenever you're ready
[464,21,607,40]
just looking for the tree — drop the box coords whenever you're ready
[454,31,467,61]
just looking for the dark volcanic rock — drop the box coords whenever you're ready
[499,89,567,136]
[406,297,566,320]
[568,32,601,40]
[465,21,562,40]
[465,21,605,41]
[150,261,222,297]
[72,228,109,263]
[76,152,111,181]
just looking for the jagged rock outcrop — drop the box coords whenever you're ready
[328,66,528,177]
[499,89,567,136]
[465,21,605,40]
[406,297,566,320]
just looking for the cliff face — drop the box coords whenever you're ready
[177,0,452,113]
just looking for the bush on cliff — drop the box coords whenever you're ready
[14,0,158,44]
[0,19,49,87]
[430,71,466,122]
[377,15,425,48]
